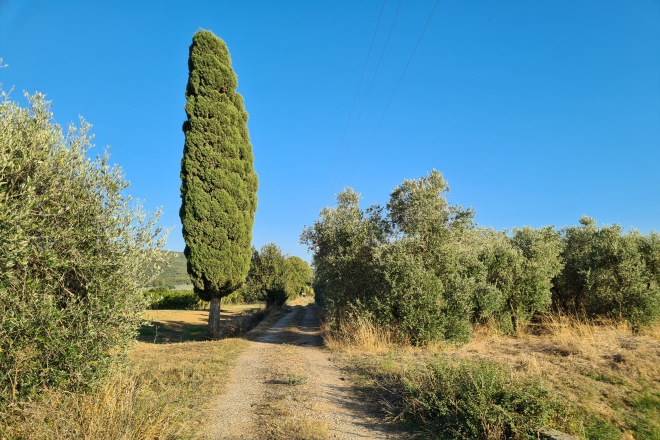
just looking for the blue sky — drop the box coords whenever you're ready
[1,0,658,262]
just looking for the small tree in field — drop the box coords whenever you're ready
[180,30,259,336]
[0,91,168,402]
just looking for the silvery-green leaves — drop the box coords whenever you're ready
[0,91,169,402]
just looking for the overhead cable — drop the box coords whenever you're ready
[318,0,388,211]
[348,0,440,187]
[322,0,403,207]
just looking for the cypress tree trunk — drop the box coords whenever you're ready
[180,29,258,338]
[209,297,222,337]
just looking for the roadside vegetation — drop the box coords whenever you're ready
[326,315,660,439]
[303,170,660,439]
[0,80,301,438]
[0,89,169,405]
[235,243,313,306]
[2,338,249,440]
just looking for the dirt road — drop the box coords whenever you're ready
[208,305,408,440]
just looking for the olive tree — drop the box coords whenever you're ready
[553,217,660,330]
[0,91,168,402]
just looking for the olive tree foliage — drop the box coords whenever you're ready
[0,91,168,402]
[478,227,564,332]
[302,171,487,343]
[382,171,487,342]
[301,188,390,324]
[302,170,565,344]
[553,216,660,330]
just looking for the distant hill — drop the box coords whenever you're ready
[146,251,193,290]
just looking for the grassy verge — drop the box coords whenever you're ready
[1,339,248,439]
[325,315,660,440]
[1,303,277,439]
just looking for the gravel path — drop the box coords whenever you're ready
[207,305,408,440]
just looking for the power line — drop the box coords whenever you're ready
[318,0,388,211]
[322,0,403,208]
[347,0,440,187]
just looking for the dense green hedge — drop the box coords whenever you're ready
[146,288,205,310]
[301,170,660,344]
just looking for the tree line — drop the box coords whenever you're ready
[231,243,313,306]
[301,170,660,344]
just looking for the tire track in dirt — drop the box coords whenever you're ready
[208,305,408,439]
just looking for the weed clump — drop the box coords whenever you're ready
[390,357,571,439]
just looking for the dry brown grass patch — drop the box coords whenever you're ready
[322,314,395,353]
[1,339,248,439]
[139,304,265,343]
[326,313,660,438]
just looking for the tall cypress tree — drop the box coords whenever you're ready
[180,30,258,336]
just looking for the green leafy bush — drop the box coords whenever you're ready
[479,226,564,332]
[302,172,515,343]
[553,216,660,330]
[244,243,311,303]
[147,289,204,310]
[0,92,168,402]
[301,188,390,326]
[303,170,660,344]
[222,290,247,305]
[397,358,571,439]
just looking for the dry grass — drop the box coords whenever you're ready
[268,417,330,440]
[139,304,265,343]
[326,314,660,439]
[321,314,395,353]
[287,295,316,307]
[1,339,248,439]
[1,304,276,440]
[460,315,660,438]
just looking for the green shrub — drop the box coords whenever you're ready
[301,188,391,328]
[222,290,246,305]
[147,289,203,310]
[0,92,168,402]
[302,171,660,345]
[244,243,310,302]
[479,226,564,332]
[303,172,490,344]
[265,280,289,307]
[397,358,572,439]
[553,216,660,330]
